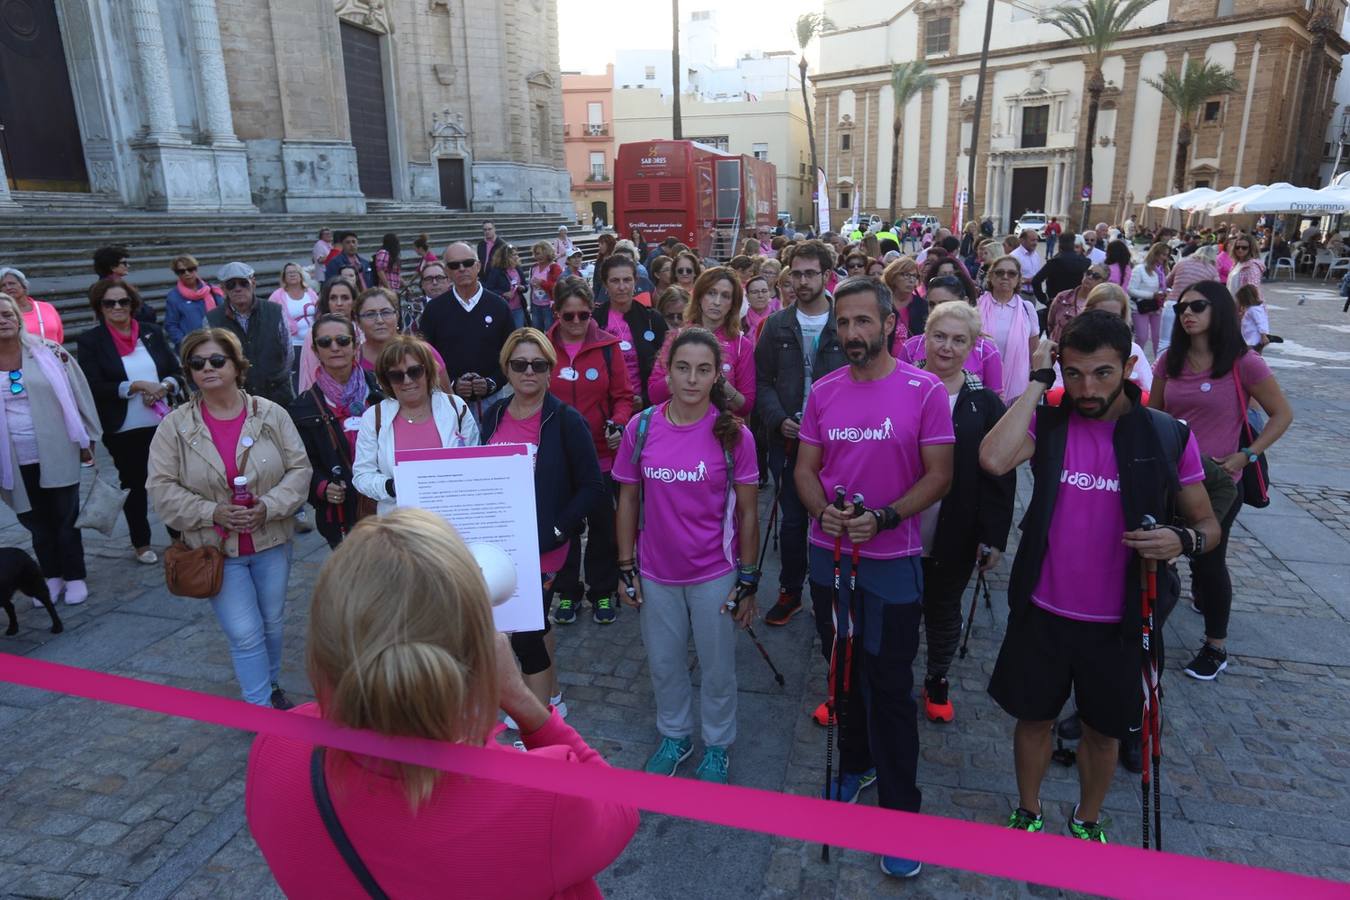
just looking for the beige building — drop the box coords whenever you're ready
[0,0,569,215]
[812,0,1348,231]
[613,89,814,226]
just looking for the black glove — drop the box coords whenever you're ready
[385,478,396,499]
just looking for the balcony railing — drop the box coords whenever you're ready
[587,168,609,183]
[565,122,610,138]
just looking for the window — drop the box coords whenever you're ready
[839,191,851,210]
[1194,179,1210,188]
[1021,104,1049,148]
[753,142,769,161]
[534,103,551,157]
[924,16,951,55]
[690,135,730,151]
[587,102,603,125]
[589,151,606,181]
[691,9,711,20]
[1325,142,1334,158]
[841,133,852,151]
[800,162,808,175]
[1203,100,1221,122]
[644,66,656,80]
[1216,0,1234,14]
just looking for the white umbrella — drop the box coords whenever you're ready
[1197,184,1270,217]
[1146,186,1218,211]
[1178,185,1249,214]
[1214,182,1350,216]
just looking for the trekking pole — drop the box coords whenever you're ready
[745,625,786,686]
[1138,514,1160,850]
[958,549,993,660]
[821,485,847,863]
[329,466,347,537]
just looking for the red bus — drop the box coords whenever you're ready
[615,140,777,261]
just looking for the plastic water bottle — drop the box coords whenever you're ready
[231,476,254,508]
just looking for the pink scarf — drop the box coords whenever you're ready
[0,340,90,491]
[109,320,140,357]
[177,279,219,311]
[977,291,1032,403]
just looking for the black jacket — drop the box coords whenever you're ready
[482,264,521,301]
[287,373,385,547]
[929,374,1015,564]
[418,288,515,389]
[206,298,294,405]
[754,301,847,447]
[480,393,604,557]
[592,301,667,405]
[1008,384,1188,639]
[75,322,184,434]
[1031,251,1090,306]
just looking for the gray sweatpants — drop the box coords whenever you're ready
[639,571,739,748]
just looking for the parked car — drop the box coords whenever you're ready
[1015,211,1048,236]
[906,215,941,233]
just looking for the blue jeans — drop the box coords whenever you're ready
[531,306,554,331]
[511,307,527,329]
[210,543,292,705]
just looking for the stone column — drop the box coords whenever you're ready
[0,150,18,209]
[127,0,181,142]
[185,0,241,145]
[1053,160,1065,219]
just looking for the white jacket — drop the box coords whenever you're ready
[1127,263,1165,303]
[352,392,480,515]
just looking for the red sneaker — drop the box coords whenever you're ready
[812,700,835,727]
[923,678,954,723]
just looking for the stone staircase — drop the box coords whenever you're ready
[0,199,596,340]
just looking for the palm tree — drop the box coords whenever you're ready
[672,0,682,139]
[1040,0,1156,230]
[887,61,937,225]
[795,13,833,227]
[1145,61,1239,194]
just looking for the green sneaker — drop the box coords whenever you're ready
[1006,807,1045,832]
[552,594,578,625]
[644,736,693,776]
[694,746,730,783]
[1068,819,1108,843]
[592,595,618,624]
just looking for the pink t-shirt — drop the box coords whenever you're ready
[488,408,571,573]
[393,415,442,451]
[899,333,1004,397]
[21,300,63,343]
[798,362,955,559]
[1152,350,1272,481]
[1027,412,1205,622]
[562,341,584,363]
[611,404,758,585]
[605,313,642,396]
[646,328,756,416]
[202,406,254,555]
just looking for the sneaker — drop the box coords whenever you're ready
[644,736,693,776]
[1119,728,1143,774]
[294,509,314,533]
[880,855,922,878]
[551,594,579,625]
[1006,807,1044,832]
[923,676,954,723]
[135,548,158,565]
[1068,818,1108,843]
[1183,643,1228,681]
[695,746,730,783]
[269,684,295,710]
[62,580,88,606]
[592,595,618,625]
[821,768,877,803]
[39,578,63,609]
[764,589,802,626]
[1056,712,1083,742]
[811,700,834,727]
[549,693,569,719]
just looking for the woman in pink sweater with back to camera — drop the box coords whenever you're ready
[246,508,638,899]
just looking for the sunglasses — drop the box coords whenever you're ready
[991,269,1019,278]
[173,266,198,275]
[6,370,22,395]
[386,365,427,383]
[444,259,476,270]
[1084,271,1105,281]
[358,308,397,321]
[315,335,354,349]
[509,359,551,374]
[101,297,132,309]
[560,310,591,323]
[676,268,695,275]
[224,279,251,290]
[188,354,229,371]
[1176,299,1212,316]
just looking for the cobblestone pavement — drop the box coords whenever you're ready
[1,280,1348,898]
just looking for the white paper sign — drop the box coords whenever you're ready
[392,444,544,634]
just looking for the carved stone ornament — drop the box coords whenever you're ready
[430,109,469,158]
[838,113,854,127]
[335,0,392,34]
[526,70,555,89]
[434,63,454,85]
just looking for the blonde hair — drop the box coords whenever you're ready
[498,327,557,373]
[1144,242,1169,269]
[687,267,743,337]
[355,286,398,317]
[1085,282,1133,329]
[531,240,556,261]
[180,327,249,388]
[375,336,441,396]
[306,508,499,808]
[881,256,920,291]
[924,300,982,342]
[170,254,200,274]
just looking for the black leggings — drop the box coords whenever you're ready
[16,465,85,581]
[921,556,977,682]
[1192,491,1242,642]
[104,427,157,548]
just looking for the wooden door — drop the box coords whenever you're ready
[340,22,393,199]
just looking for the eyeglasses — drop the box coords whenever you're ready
[847,262,866,270]
[444,259,476,270]
[560,310,591,323]
[359,308,397,321]
[386,365,427,383]
[421,273,449,283]
[508,359,552,374]
[315,335,354,349]
[101,297,132,309]
[676,268,695,275]
[188,354,229,371]
[224,279,251,290]
[6,370,22,395]
[789,270,822,280]
[1084,271,1105,281]
[990,269,1019,278]
[1175,299,1211,316]
[173,266,197,275]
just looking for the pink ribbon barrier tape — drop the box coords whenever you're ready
[1,653,1345,899]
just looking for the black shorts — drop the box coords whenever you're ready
[509,576,554,676]
[987,604,1142,741]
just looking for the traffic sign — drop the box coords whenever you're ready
[1081,186,1092,201]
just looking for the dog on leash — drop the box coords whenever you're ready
[1,548,63,636]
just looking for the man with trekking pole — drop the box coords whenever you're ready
[794,276,954,878]
[979,310,1220,845]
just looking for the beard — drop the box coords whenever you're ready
[1071,378,1126,419]
[845,334,886,368]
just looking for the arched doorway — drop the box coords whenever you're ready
[0,0,88,191]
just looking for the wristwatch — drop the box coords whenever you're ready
[1240,447,1259,464]
[553,525,564,543]
[1029,368,1056,388]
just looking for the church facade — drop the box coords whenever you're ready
[0,0,570,214]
